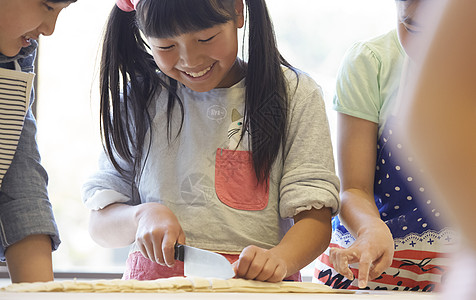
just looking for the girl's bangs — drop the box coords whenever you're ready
[138,0,235,38]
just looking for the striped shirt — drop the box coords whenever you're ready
[0,65,34,187]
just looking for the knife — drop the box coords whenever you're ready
[174,243,235,279]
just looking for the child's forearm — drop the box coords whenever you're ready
[89,201,185,265]
[339,189,383,238]
[89,203,142,248]
[5,234,53,283]
[270,207,332,277]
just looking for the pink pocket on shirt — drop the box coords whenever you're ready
[215,149,269,211]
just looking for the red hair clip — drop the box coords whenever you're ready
[116,0,140,12]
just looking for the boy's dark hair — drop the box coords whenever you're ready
[100,0,295,185]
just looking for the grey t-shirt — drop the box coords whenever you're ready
[83,67,340,253]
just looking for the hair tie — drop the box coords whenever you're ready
[116,0,140,12]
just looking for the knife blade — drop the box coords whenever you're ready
[174,243,235,279]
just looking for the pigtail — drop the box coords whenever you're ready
[100,0,290,185]
[99,5,157,179]
[243,0,294,183]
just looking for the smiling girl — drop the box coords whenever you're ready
[82,0,340,282]
[0,0,76,283]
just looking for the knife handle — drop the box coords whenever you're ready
[174,243,185,262]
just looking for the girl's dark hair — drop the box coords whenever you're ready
[100,0,294,184]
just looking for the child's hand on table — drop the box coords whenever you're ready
[329,219,394,288]
[233,245,288,283]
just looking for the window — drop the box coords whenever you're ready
[35,0,395,279]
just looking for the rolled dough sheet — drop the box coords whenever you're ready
[1,277,353,294]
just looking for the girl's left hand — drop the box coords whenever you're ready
[233,245,287,282]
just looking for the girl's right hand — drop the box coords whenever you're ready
[134,203,185,267]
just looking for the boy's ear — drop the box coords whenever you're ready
[235,0,245,28]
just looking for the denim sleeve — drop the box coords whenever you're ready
[0,107,60,261]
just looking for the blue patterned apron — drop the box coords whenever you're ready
[315,115,455,291]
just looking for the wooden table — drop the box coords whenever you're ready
[0,291,439,300]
